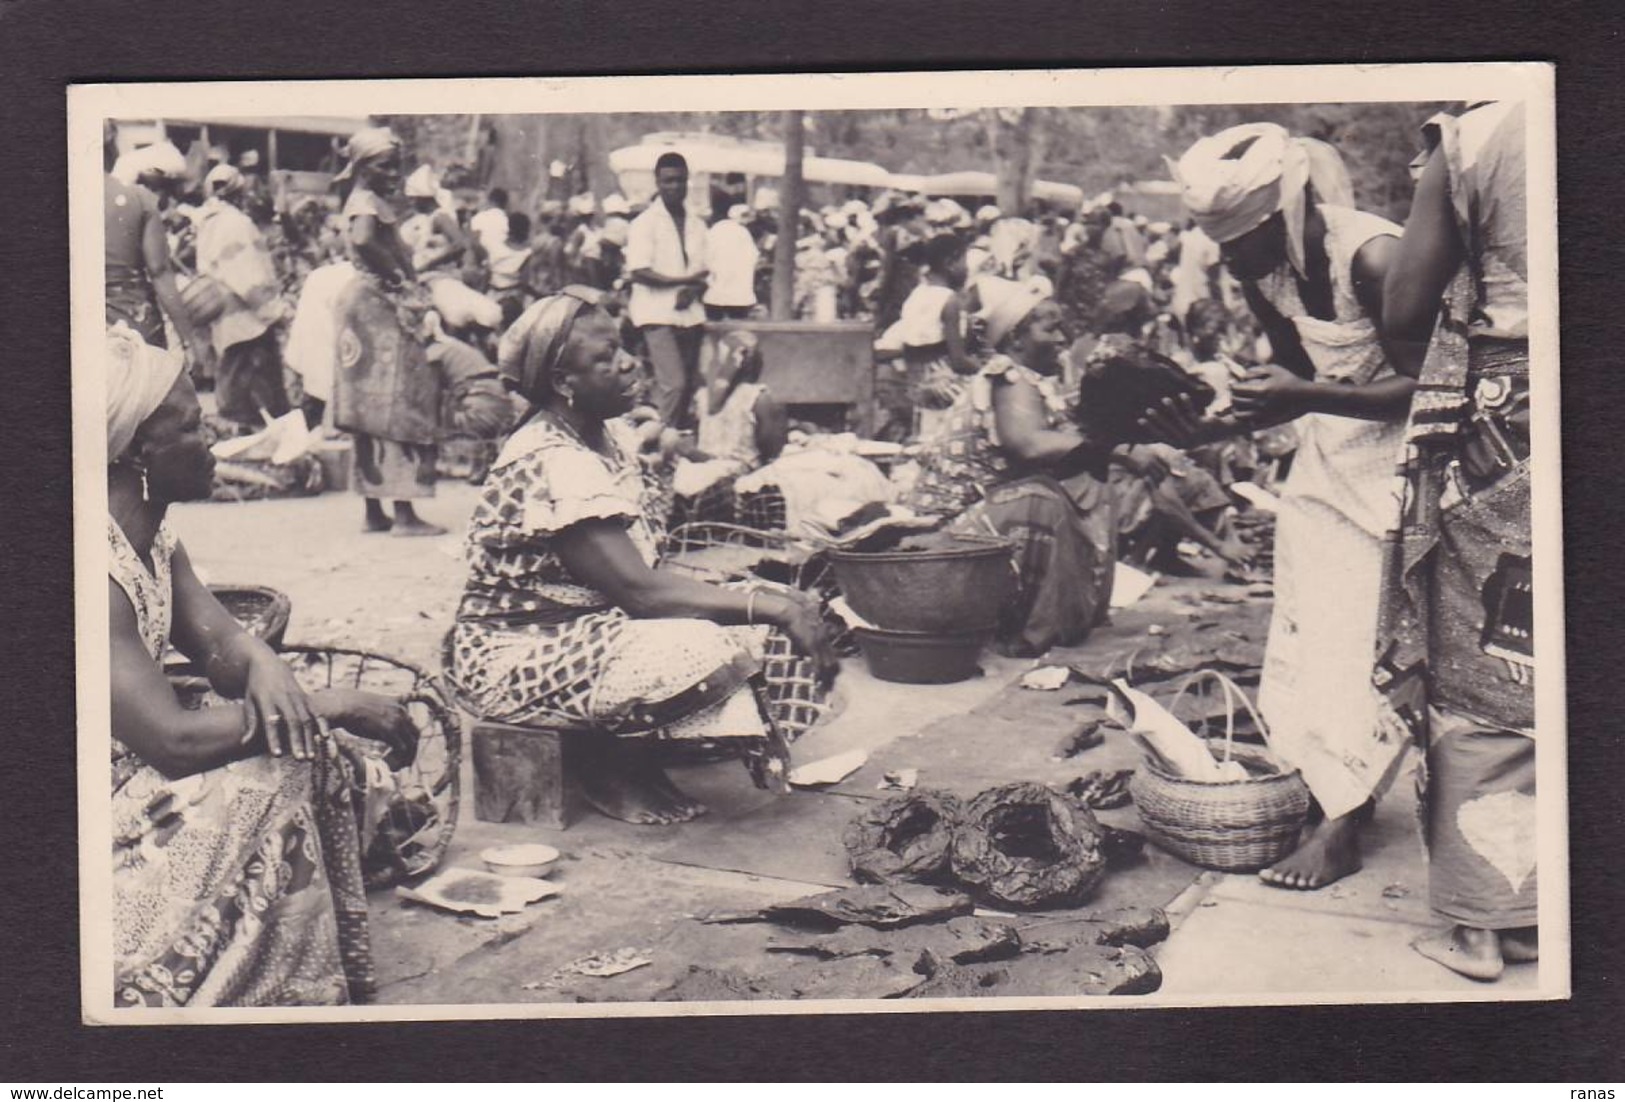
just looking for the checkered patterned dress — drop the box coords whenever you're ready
[449,417,786,740]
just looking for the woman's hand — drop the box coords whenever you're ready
[1116,444,1172,486]
[771,591,840,690]
[1230,364,1312,422]
[314,689,419,769]
[1136,394,1250,449]
[241,649,323,760]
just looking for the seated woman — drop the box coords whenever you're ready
[106,326,415,1008]
[450,288,837,825]
[894,232,974,439]
[665,330,790,526]
[906,278,1159,657]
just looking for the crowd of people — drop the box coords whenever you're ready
[103,100,1535,1005]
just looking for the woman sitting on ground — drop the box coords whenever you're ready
[449,288,837,825]
[661,330,790,526]
[107,326,415,1007]
[906,277,1161,657]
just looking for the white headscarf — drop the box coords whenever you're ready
[975,276,1049,347]
[106,325,185,461]
[111,141,187,186]
[1169,122,1354,277]
[403,164,439,199]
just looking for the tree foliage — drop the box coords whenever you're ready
[388,101,1450,223]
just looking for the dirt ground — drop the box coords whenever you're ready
[168,481,1546,1006]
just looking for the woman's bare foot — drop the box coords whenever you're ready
[1414,924,1504,982]
[390,503,448,538]
[1259,813,1363,890]
[641,765,709,822]
[363,499,393,533]
[575,743,684,825]
[1500,926,1539,963]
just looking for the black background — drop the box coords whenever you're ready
[2,0,1621,1082]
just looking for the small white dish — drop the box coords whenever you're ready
[480,843,561,878]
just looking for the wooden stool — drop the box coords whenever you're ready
[470,720,583,830]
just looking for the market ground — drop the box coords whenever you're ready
[170,481,1546,1005]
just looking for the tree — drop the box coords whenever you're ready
[771,110,805,320]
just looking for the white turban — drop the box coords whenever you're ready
[975,276,1049,348]
[111,141,187,186]
[204,163,246,198]
[106,325,185,460]
[403,164,439,198]
[1169,122,1353,276]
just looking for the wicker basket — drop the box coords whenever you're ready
[279,645,462,890]
[1128,670,1310,872]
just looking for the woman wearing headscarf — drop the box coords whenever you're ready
[194,165,291,429]
[330,127,446,536]
[1377,102,1535,982]
[906,277,1145,657]
[104,138,213,379]
[447,288,837,826]
[105,325,414,1006]
[1145,122,1416,891]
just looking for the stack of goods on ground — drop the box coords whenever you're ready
[650,780,1164,1001]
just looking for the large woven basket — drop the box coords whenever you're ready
[1128,671,1310,872]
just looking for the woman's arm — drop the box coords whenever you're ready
[142,203,210,365]
[753,392,790,463]
[1241,281,1315,380]
[551,519,835,678]
[349,214,413,284]
[111,578,262,779]
[991,376,1103,467]
[166,545,416,763]
[941,295,973,375]
[1381,147,1465,379]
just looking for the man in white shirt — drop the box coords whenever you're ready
[626,152,709,429]
[703,203,759,321]
[469,187,511,258]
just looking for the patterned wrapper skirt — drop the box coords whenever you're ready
[112,750,374,1008]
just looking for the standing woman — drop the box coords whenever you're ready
[194,165,291,429]
[106,327,413,1006]
[1149,123,1417,890]
[1378,102,1536,982]
[331,127,446,537]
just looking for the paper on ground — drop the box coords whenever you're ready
[395,868,561,918]
[1020,665,1072,691]
[1110,563,1158,609]
[789,749,869,787]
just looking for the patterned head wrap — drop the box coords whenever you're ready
[497,286,607,404]
[106,325,185,461]
[333,127,401,184]
[1169,122,1353,277]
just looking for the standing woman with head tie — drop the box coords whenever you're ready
[1143,123,1416,893]
[330,127,447,537]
